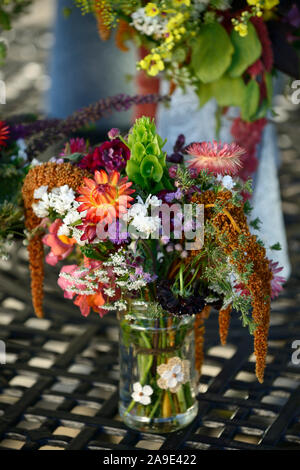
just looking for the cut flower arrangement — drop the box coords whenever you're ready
[0,111,285,432]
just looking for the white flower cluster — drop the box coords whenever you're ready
[32,184,87,245]
[11,139,28,162]
[124,195,162,239]
[131,7,167,37]
[103,249,151,293]
[216,174,235,190]
[59,269,98,296]
[100,300,128,312]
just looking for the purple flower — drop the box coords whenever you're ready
[167,134,186,164]
[168,165,178,179]
[108,128,120,140]
[60,138,87,157]
[107,220,129,244]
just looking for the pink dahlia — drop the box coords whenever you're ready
[58,261,120,317]
[269,260,285,299]
[43,219,75,266]
[186,140,244,176]
[60,138,88,157]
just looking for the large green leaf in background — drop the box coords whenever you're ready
[191,23,234,84]
[241,80,260,121]
[211,75,246,107]
[228,22,262,78]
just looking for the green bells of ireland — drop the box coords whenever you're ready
[126,117,174,193]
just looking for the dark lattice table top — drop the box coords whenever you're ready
[0,243,299,451]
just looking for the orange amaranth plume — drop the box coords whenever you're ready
[218,304,232,346]
[22,162,89,318]
[191,189,272,383]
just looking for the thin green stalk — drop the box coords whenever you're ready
[167,391,177,416]
[149,391,163,419]
[176,385,187,413]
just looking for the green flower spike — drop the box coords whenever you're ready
[126,117,174,193]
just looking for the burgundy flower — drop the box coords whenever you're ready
[78,149,103,172]
[78,139,130,172]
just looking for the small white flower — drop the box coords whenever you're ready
[217,174,235,190]
[17,138,27,151]
[31,158,42,167]
[33,185,48,200]
[131,382,153,405]
[146,195,162,208]
[32,201,50,218]
[57,223,70,237]
[161,364,184,389]
[103,287,115,297]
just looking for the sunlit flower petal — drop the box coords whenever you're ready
[186,140,245,176]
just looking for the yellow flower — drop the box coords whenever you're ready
[247,0,279,9]
[264,0,279,9]
[234,23,248,37]
[140,53,165,76]
[145,3,160,17]
[167,12,185,32]
[172,0,190,6]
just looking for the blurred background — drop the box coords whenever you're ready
[1,0,299,280]
[0,0,299,451]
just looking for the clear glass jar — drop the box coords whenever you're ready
[118,301,198,433]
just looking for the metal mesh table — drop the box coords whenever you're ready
[0,238,299,451]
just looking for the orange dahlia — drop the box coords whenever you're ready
[186,141,245,176]
[76,169,135,224]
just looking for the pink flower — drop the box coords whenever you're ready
[108,128,120,140]
[269,260,285,299]
[60,138,88,157]
[186,140,245,176]
[57,261,120,317]
[43,219,75,266]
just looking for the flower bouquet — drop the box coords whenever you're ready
[1,110,285,433]
[74,0,300,178]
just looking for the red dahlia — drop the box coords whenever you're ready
[0,121,9,149]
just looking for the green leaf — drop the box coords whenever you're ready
[132,142,145,162]
[63,152,83,162]
[241,80,260,121]
[270,242,282,251]
[146,140,160,156]
[228,22,262,78]
[196,81,213,107]
[126,158,145,186]
[0,42,6,65]
[0,10,11,30]
[172,47,186,63]
[191,23,233,84]
[264,71,273,107]
[211,75,246,107]
[140,155,163,182]
[252,98,269,120]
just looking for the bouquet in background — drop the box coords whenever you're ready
[74,0,300,178]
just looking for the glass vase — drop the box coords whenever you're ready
[118,301,198,433]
